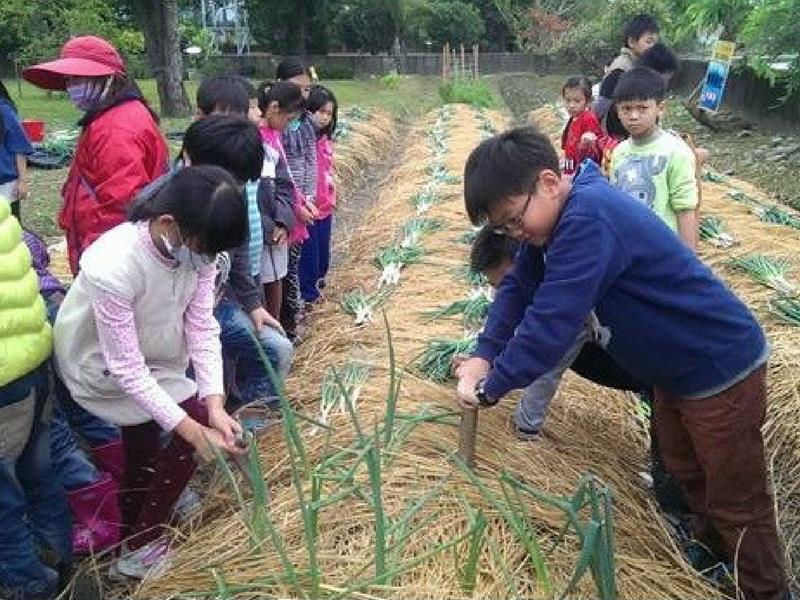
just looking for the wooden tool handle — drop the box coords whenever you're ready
[458,408,478,469]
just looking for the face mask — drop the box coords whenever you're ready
[161,231,214,270]
[66,78,108,112]
[288,117,302,132]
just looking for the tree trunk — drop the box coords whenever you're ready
[138,0,191,118]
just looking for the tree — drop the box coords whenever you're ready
[426,1,486,48]
[336,3,396,54]
[246,0,331,54]
[129,0,191,117]
[741,0,800,99]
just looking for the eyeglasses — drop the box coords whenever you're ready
[490,190,533,235]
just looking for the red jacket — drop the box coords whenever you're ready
[560,110,603,175]
[61,99,168,274]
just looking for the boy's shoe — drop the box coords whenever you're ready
[509,415,540,441]
[113,539,171,580]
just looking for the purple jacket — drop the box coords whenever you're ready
[23,230,66,298]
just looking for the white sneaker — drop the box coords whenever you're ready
[172,486,202,523]
[114,539,172,580]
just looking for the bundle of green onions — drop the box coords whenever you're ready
[410,187,441,214]
[702,169,728,184]
[415,336,478,383]
[373,242,425,286]
[730,254,796,295]
[340,288,393,325]
[698,216,738,248]
[770,297,800,327]
[451,264,489,286]
[425,287,493,328]
[754,205,800,230]
[728,189,759,205]
[40,128,80,161]
[316,361,371,431]
[401,217,444,247]
[343,105,370,121]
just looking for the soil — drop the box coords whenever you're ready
[495,73,800,210]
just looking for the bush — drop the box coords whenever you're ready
[439,78,497,107]
[381,72,401,88]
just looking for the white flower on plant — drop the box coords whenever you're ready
[379,262,402,287]
[354,304,373,326]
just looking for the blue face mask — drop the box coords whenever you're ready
[161,231,215,270]
[288,117,303,132]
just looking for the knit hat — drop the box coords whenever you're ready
[23,36,126,91]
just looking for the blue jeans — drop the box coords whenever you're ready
[0,367,72,599]
[53,377,119,448]
[50,400,99,492]
[298,215,333,303]
[215,298,294,407]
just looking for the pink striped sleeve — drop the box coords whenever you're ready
[183,264,224,399]
[92,293,187,431]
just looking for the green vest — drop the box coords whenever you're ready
[0,198,52,387]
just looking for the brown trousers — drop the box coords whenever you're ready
[654,366,787,600]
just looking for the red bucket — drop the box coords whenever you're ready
[22,120,45,143]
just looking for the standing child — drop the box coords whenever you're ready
[300,84,338,301]
[53,166,247,578]
[276,57,318,340]
[0,198,72,600]
[257,81,304,320]
[0,81,34,222]
[609,67,699,250]
[560,76,603,175]
[455,127,787,600]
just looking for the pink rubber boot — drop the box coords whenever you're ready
[67,472,122,554]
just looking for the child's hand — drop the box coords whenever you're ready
[579,132,598,147]
[175,416,244,462]
[297,203,315,225]
[249,306,286,335]
[272,226,288,245]
[451,353,470,376]
[16,179,29,201]
[207,403,243,447]
[306,199,320,219]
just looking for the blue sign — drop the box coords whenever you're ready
[699,60,730,113]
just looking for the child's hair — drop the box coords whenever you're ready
[256,81,304,115]
[0,80,18,113]
[562,76,593,101]
[614,67,666,103]
[276,57,311,81]
[129,165,247,254]
[306,84,338,138]
[470,228,519,275]
[638,43,679,76]
[196,75,250,116]
[182,114,264,184]
[463,127,560,226]
[624,14,660,46]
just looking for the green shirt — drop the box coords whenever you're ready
[610,129,698,232]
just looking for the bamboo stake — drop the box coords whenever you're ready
[473,44,479,78]
[460,44,466,79]
[458,408,478,469]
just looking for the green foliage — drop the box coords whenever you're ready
[335,2,396,54]
[425,1,486,48]
[381,72,402,88]
[439,78,498,107]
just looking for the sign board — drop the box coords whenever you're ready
[699,40,736,113]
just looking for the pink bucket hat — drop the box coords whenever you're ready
[23,36,126,91]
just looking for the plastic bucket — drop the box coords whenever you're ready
[22,120,45,143]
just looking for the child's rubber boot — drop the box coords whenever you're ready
[67,472,121,554]
[90,439,126,483]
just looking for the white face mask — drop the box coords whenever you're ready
[160,230,214,270]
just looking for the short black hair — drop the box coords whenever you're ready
[614,67,666,103]
[463,127,560,226]
[236,76,257,99]
[638,42,679,76]
[257,81,304,115]
[307,84,338,138]
[129,165,247,254]
[470,228,519,274]
[624,14,660,47]
[182,114,264,183]
[562,75,593,101]
[196,75,249,116]
[276,57,310,81]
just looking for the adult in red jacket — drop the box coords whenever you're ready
[24,36,169,274]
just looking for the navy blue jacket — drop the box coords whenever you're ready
[476,161,766,400]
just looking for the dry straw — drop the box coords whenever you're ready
[138,105,727,600]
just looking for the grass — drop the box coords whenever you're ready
[439,77,498,108]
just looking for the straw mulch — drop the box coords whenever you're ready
[531,102,800,587]
[140,104,720,600]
